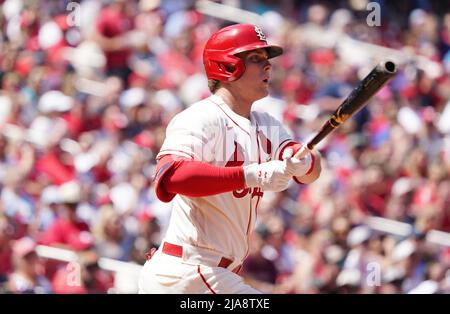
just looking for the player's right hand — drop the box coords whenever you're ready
[282,148,313,178]
[243,150,313,191]
[242,159,293,192]
[243,160,291,191]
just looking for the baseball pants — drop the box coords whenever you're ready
[138,244,261,294]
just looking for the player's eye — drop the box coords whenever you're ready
[249,55,264,63]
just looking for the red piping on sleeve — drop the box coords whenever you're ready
[278,141,315,185]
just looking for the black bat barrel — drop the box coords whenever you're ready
[307,61,397,150]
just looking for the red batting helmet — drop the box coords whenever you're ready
[203,24,283,82]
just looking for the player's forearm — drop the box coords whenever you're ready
[159,158,246,198]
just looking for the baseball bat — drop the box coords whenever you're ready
[294,60,397,159]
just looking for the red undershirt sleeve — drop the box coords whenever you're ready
[154,155,246,202]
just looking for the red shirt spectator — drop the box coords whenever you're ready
[0,215,13,281]
[35,150,75,185]
[40,218,94,251]
[0,248,12,277]
[96,4,133,71]
[51,263,114,294]
[51,266,87,294]
[39,186,94,252]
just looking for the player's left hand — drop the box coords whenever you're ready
[282,148,313,178]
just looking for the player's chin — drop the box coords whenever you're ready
[253,91,269,102]
[262,88,270,98]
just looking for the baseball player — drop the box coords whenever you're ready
[138,24,322,294]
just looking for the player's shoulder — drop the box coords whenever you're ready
[176,96,222,119]
[251,109,283,126]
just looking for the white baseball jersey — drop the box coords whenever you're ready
[156,94,294,266]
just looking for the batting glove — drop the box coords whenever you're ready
[243,160,292,192]
[281,148,313,178]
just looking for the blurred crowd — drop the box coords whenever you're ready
[0,0,449,294]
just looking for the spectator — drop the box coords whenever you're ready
[39,181,94,251]
[51,252,114,294]
[93,0,137,84]
[7,237,52,293]
[93,205,135,261]
[0,214,14,288]
[0,0,449,294]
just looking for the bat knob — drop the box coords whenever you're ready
[382,61,397,74]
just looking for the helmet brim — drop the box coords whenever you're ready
[231,44,283,59]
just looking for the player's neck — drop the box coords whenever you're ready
[214,89,252,119]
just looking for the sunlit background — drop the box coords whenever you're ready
[0,0,449,294]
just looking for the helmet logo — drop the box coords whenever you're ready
[254,26,267,42]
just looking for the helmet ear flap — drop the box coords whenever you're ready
[218,58,246,82]
[229,58,245,81]
[205,52,246,81]
[218,63,232,73]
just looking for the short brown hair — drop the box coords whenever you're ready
[208,79,220,93]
